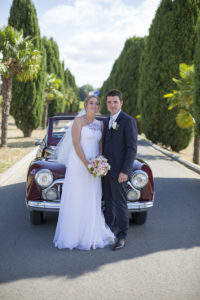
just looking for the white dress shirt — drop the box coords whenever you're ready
[109,110,121,129]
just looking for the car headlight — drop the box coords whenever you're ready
[130,170,148,189]
[127,188,141,201]
[45,188,58,200]
[35,169,53,188]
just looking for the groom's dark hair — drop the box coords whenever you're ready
[106,89,123,101]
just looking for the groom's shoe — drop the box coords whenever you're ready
[112,239,126,250]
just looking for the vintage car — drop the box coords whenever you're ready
[25,115,154,225]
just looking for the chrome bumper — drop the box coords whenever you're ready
[26,199,60,212]
[127,199,154,211]
[26,195,154,213]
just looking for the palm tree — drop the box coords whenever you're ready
[42,73,63,129]
[164,63,199,164]
[65,86,78,112]
[0,25,41,147]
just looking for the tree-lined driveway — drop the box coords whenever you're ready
[0,139,200,300]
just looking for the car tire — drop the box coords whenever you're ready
[30,211,43,225]
[132,211,148,225]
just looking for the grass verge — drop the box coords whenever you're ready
[0,114,46,174]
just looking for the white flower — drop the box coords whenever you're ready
[88,163,92,169]
[112,121,119,130]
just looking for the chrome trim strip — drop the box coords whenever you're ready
[57,183,61,199]
[127,180,135,190]
[26,193,155,213]
[27,200,60,212]
[127,200,154,211]
[44,178,64,190]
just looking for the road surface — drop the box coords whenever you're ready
[0,139,200,300]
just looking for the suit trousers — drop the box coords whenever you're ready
[103,173,129,239]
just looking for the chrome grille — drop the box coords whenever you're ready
[57,183,63,199]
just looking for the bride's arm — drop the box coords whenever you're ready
[71,118,88,169]
[99,121,104,155]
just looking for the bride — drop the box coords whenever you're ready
[53,95,115,250]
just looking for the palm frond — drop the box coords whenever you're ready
[45,73,63,101]
[0,25,41,81]
[164,63,195,129]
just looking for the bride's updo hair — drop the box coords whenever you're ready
[84,95,100,110]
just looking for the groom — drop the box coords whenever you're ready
[102,89,138,250]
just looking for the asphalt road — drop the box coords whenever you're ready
[0,139,200,300]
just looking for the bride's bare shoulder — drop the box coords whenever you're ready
[72,116,83,130]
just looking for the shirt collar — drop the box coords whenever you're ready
[110,109,121,121]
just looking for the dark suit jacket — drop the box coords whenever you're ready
[102,111,138,179]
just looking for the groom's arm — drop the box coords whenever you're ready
[120,117,138,176]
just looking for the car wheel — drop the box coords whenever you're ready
[30,211,43,225]
[132,211,148,225]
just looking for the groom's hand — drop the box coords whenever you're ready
[118,172,128,183]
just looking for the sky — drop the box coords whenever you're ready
[0,0,161,88]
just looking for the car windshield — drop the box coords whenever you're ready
[52,119,73,138]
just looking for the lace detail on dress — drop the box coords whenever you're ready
[88,120,102,131]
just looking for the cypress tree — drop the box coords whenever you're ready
[100,76,113,114]
[64,68,79,112]
[100,36,145,132]
[194,15,200,137]
[42,37,65,117]
[193,14,200,163]
[115,37,146,117]
[138,0,199,151]
[8,0,46,137]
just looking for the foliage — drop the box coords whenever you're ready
[138,0,199,151]
[79,100,84,110]
[64,68,79,112]
[45,73,63,101]
[42,37,65,116]
[194,16,200,137]
[42,72,63,128]
[42,37,79,115]
[0,26,41,81]
[79,84,94,101]
[0,25,41,146]
[164,63,194,128]
[164,61,200,163]
[100,36,146,132]
[8,0,46,137]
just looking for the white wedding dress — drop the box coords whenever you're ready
[53,119,115,250]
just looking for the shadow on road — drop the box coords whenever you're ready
[137,153,172,162]
[0,177,200,283]
[137,139,173,162]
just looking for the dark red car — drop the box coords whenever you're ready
[26,115,154,225]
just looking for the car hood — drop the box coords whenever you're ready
[29,158,66,179]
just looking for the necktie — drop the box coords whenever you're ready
[109,116,114,129]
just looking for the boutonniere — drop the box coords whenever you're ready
[112,121,119,130]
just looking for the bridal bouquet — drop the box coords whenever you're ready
[88,155,111,178]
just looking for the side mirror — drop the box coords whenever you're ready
[34,139,43,146]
